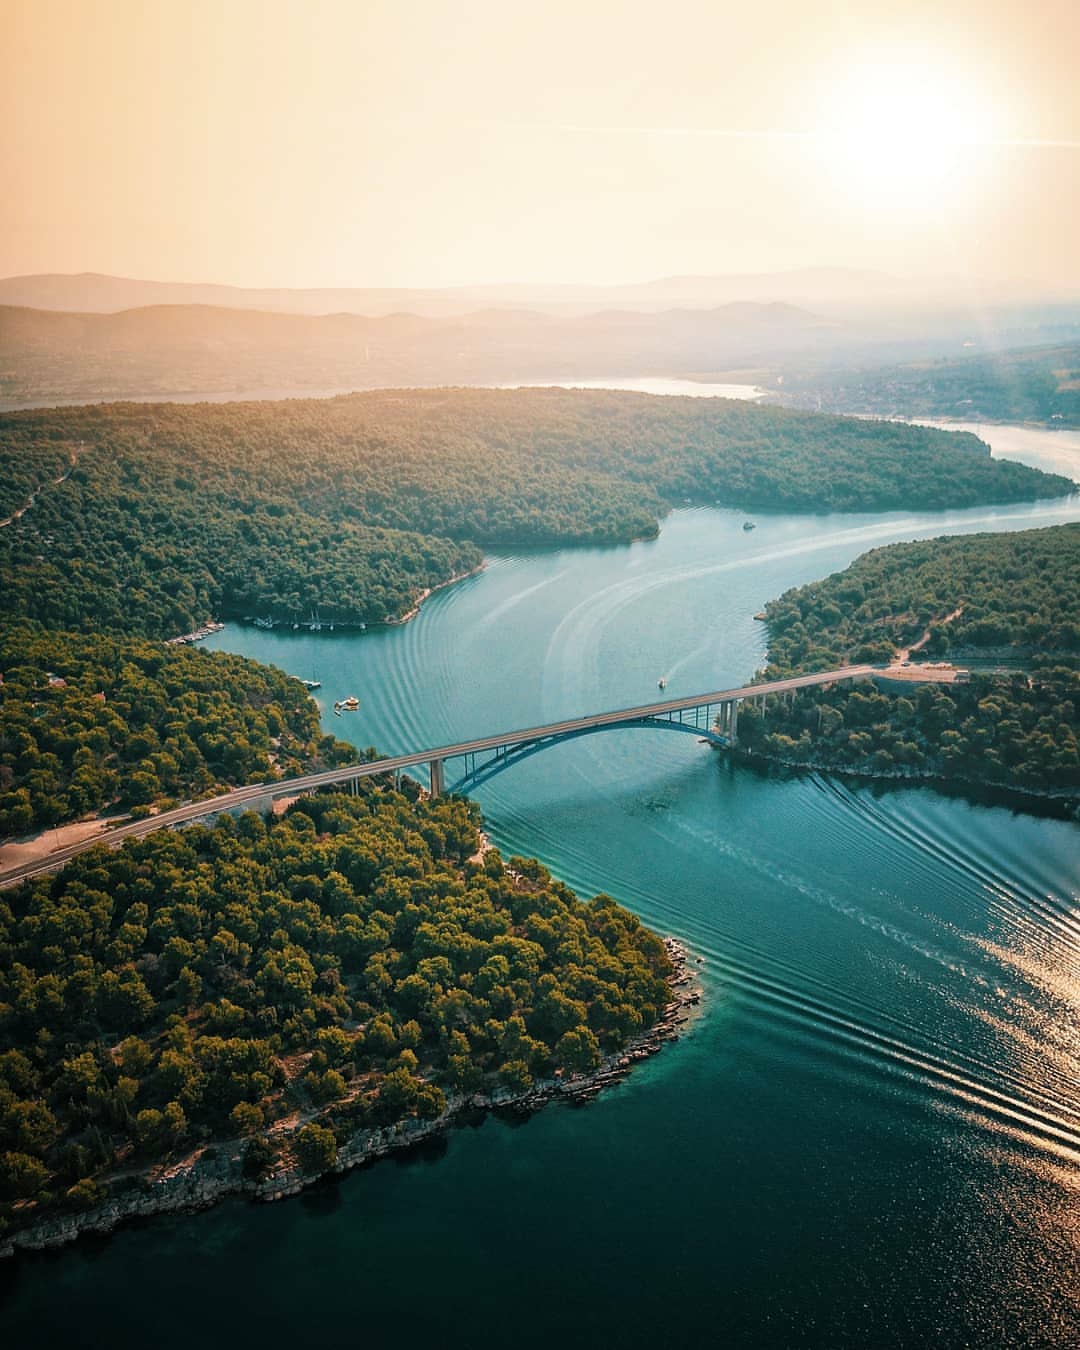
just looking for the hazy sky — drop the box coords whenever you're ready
[3,0,1078,289]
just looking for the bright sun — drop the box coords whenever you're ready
[814,55,1000,208]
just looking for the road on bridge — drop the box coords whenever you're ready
[0,662,953,890]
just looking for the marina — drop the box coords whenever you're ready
[164,620,225,646]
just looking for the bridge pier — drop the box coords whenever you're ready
[429,758,445,798]
[712,698,739,744]
[237,792,276,817]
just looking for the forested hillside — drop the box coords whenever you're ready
[0,787,672,1238]
[0,627,357,836]
[0,439,78,521]
[737,673,1079,791]
[744,525,1080,792]
[761,524,1080,674]
[1,388,1071,638]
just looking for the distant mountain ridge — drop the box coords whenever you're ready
[0,298,830,405]
[3,282,1078,409]
[2,267,1069,319]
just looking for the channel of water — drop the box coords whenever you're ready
[3,409,1078,1348]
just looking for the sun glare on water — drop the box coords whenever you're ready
[815,54,1002,208]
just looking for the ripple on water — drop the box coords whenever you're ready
[140,500,1080,1348]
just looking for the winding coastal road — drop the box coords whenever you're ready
[0,662,954,890]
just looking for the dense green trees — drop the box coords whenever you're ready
[0,784,672,1237]
[746,525,1080,792]
[1,389,1070,638]
[0,440,78,520]
[1,385,1074,1250]
[0,626,356,835]
[761,525,1080,675]
[738,671,1079,790]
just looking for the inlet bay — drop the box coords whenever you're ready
[3,438,1078,1347]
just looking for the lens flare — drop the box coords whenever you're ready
[814,52,1002,209]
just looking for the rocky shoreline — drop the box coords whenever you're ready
[0,937,701,1261]
[384,562,486,625]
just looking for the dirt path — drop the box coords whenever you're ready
[0,443,85,528]
[895,605,965,663]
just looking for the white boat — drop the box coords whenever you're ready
[658,677,667,689]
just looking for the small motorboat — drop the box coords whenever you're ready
[743,520,756,531]
[657,677,667,690]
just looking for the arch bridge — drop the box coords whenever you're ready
[412,664,876,797]
[0,665,888,889]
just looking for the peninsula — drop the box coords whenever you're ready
[0,782,689,1255]
[736,524,1080,796]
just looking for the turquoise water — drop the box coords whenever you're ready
[3,489,1079,1346]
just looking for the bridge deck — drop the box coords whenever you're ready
[0,664,886,888]
[289,664,879,786]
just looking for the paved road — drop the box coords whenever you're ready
[0,662,933,889]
